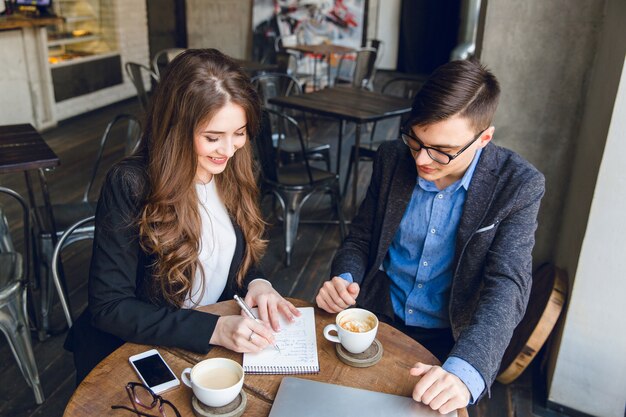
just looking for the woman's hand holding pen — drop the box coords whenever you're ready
[244,280,301,332]
[209,315,275,353]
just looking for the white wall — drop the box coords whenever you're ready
[547,0,626,415]
[548,55,626,417]
[374,0,400,70]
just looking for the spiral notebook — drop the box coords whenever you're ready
[243,307,319,374]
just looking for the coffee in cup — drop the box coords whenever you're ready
[323,308,379,354]
[181,358,244,408]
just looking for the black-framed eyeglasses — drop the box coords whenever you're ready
[111,382,181,417]
[400,126,488,165]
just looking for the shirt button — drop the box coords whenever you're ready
[431,228,436,234]
[408,309,414,314]
[422,261,428,266]
[417,284,423,288]
[437,194,443,199]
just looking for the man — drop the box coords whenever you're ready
[316,59,545,414]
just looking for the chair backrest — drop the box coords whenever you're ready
[252,72,303,104]
[335,47,377,89]
[275,50,300,75]
[124,62,158,113]
[256,109,315,185]
[251,73,304,121]
[50,215,95,327]
[366,38,384,68]
[83,114,142,202]
[151,48,186,79]
[380,77,426,128]
[0,187,31,280]
[381,76,426,99]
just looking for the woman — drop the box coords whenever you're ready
[66,49,299,383]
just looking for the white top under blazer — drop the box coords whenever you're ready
[183,179,236,308]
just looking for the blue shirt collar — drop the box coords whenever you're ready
[418,147,483,193]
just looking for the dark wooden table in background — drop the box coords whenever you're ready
[269,87,412,212]
[0,123,61,333]
[63,299,468,417]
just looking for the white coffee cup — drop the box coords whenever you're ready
[181,358,244,408]
[323,308,379,354]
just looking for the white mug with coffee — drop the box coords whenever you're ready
[323,308,379,354]
[181,357,244,408]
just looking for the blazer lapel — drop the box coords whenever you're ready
[377,147,417,265]
[455,144,500,255]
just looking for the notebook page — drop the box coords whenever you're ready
[243,307,319,373]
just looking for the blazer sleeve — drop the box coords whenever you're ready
[450,169,546,393]
[88,166,219,354]
[330,142,387,282]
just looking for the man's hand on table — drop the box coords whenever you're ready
[244,279,301,332]
[410,363,470,414]
[315,276,360,313]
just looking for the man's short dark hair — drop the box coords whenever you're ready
[407,59,500,132]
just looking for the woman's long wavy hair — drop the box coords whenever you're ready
[137,48,265,308]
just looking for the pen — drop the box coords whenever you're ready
[234,295,281,353]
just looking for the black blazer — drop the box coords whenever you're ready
[66,156,263,382]
[331,140,545,394]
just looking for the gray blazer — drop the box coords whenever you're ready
[331,140,545,395]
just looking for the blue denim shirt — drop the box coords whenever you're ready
[340,148,485,403]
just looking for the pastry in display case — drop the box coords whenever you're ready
[47,0,117,66]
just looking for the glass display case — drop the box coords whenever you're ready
[47,0,117,66]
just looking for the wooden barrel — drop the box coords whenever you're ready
[497,263,568,384]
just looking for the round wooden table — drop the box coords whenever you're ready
[63,299,468,416]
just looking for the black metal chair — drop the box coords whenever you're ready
[50,216,95,328]
[343,76,426,192]
[34,114,141,336]
[274,36,315,90]
[255,109,346,266]
[0,186,44,404]
[334,47,377,90]
[151,48,186,80]
[125,62,159,113]
[252,73,331,171]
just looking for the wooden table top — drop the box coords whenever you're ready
[0,124,59,174]
[0,15,62,31]
[63,299,468,417]
[268,87,412,124]
[286,43,355,56]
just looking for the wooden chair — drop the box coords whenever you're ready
[255,109,346,266]
[0,186,44,404]
[124,62,159,113]
[34,115,141,336]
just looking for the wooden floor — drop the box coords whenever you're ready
[0,84,563,417]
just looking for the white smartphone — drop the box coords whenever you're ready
[128,349,180,394]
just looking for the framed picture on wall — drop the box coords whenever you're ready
[252,0,367,68]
